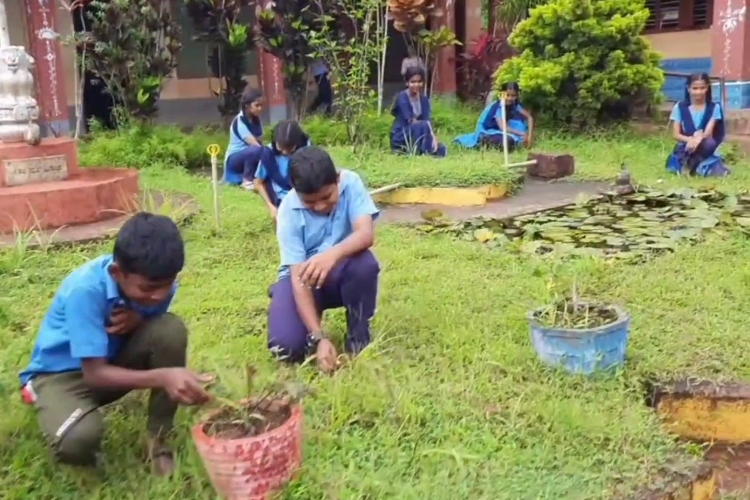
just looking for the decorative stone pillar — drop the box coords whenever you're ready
[710,0,750,108]
[0,0,41,144]
[24,0,70,135]
[432,0,457,96]
[259,50,288,123]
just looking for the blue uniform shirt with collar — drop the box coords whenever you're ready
[255,152,292,201]
[19,254,177,385]
[224,111,263,162]
[275,169,379,280]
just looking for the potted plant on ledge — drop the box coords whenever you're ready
[193,367,309,500]
[528,286,631,375]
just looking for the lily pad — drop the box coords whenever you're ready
[419,187,750,262]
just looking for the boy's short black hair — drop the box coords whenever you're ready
[289,146,338,195]
[113,212,184,280]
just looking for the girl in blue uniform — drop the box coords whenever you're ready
[223,89,264,188]
[255,120,312,219]
[666,73,729,177]
[454,82,533,151]
[390,67,447,157]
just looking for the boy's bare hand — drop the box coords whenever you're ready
[316,339,338,374]
[160,368,212,406]
[299,251,338,288]
[107,308,142,335]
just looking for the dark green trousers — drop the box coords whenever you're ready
[29,313,189,466]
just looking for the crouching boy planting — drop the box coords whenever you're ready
[268,146,380,372]
[19,212,211,475]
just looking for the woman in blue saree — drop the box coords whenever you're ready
[254,120,312,219]
[391,67,447,157]
[454,82,533,151]
[666,72,729,177]
[224,88,265,188]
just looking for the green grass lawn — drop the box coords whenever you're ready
[1,127,750,499]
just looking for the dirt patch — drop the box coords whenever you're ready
[532,301,619,329]
[203,399,292,440]
[706,444,750,495]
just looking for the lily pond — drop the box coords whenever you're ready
[418,188,750,261]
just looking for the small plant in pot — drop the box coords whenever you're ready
[528,285,631,375]
[193,366,310,500]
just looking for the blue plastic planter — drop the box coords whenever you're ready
[528,304,630,375]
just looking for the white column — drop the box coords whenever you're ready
[0,0,10,47]
[0,0,41,144]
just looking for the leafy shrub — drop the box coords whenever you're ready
[302,97,480,146]
[80,99,482,171]
[496,0,664,128]
[80,124,223,171]
[184,0,256,121]
[457,32,513,104]
[81,0,181,122]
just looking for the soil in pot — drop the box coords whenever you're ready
[202,399,292,440]
[535,301,618,329]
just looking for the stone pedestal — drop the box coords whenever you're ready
[527,153,575,179]
[0,137,76,186]
[0,140,140,233]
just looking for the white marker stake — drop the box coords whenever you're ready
[497,91,537,171]
[500,93,510,169]
[207,144,221,230]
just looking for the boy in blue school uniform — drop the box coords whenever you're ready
[268,146,380,372]
[19,212,211,475]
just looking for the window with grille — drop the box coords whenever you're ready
[644,0,713,32]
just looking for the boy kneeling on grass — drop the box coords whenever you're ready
[268,146,380,372]
[19,212,211,476]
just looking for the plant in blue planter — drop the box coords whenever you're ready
[528,289,631,375]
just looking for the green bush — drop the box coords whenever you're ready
[302,97,481,147]
[79,99,483,171]
[496,0,664,128]
[79,124,223,171]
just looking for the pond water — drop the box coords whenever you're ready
[419,188,750,261]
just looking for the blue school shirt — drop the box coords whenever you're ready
[275,169,379,279]
[224,112,263,162]
[670,103,721,133]
[311,60,328,77]
[255,154,291,201]
[19,255,176,385]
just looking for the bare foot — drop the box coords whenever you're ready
[147,437,175,477]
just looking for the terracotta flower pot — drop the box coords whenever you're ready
[193,404,303,500]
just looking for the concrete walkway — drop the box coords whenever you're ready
[379,178,611,223]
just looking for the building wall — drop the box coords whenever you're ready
[644,29,712,59]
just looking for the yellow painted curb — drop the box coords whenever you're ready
[372,184,510,207]
[651,380,750,444]
[656,396,750,443]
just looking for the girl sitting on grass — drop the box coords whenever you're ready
[223,89,264,189]
[454,82,533,151]
[666,72,729,177]
[390,66,447,157]
[255,120,312,219]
